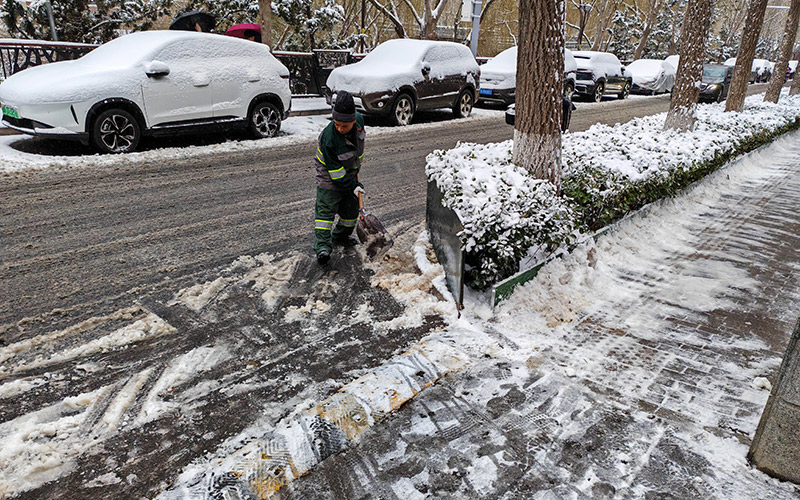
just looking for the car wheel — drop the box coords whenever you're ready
[249,101,281,139]
[618,82,630,100]
[453,89,474,118]
[391,93,415,126]
[716,89,724,103]
[564,81,575,100]
[92,108,140,154]
[593,81,605,102]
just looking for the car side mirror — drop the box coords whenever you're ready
[145,60,170,78]
[421,63,431,77]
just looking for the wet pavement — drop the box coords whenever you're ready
[271,133,800,499]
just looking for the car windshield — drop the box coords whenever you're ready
[703,67,727,82]
[361,40,428,66]
[78,34,150,67]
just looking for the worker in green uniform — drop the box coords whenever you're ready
[313,91,366,265]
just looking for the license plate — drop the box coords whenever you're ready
[479,88,492,96]
[1,104,18,119]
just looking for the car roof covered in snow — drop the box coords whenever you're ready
[361,38,473,65]
[627,59,669,77]
[80,30,268,66]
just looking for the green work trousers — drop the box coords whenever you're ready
[314,187,358,253]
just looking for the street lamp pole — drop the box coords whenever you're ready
[46,0,58,41]
[577,3,592,50]
[470,0,483,57]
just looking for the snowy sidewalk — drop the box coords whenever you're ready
[271,132,800,498]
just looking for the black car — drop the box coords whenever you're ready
[699,65,734,103]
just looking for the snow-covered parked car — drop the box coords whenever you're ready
[325,39,479,126]
[572,51,633,102]
[724,57,772,83]
[665,54,680,72]
[477,47,577,104]
[627,59,676,94]
[0,31,291,153]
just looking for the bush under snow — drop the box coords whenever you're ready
[426,91,800,289]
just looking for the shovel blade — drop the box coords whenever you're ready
[356,213,394,260]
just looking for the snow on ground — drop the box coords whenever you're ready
[156,130,800,498]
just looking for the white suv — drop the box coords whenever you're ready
[0,31,292,153]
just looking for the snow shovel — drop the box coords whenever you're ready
[356,191,394,260]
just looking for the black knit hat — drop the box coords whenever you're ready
[332,91,356,122]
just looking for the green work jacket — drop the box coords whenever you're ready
[314,113,365,191]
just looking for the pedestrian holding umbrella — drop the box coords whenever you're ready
[225,23,262,42]
[169,10,216,32]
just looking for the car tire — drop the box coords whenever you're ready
[564,81,575,100]
[391,93,415,126]
[248,101,281,139]
[618,82,630,100]
[593,81,605,102]
[91,108,141,154]
[453,89,474,119]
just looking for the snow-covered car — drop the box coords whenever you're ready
[0,31,291,153]
[724,57,772,83]
[665,54,680,72]
[627,59,676,94]
[477,47,577,104]
[572,51,633,102]
[325,39,479,126]
[699,64,734,103]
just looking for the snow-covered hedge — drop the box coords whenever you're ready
[426,142,576,290]
[426,92,800,289]
[562,93,800,229]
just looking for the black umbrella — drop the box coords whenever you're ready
[169,10,216,32]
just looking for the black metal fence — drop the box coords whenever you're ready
[0,39,360,97]
[0,39,97,80]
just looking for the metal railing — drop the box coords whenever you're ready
[0,39,97,80]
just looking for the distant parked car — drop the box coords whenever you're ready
[698,64,734,103]
[572,51,633,102]
[724,57,772,83]
[478,47,578,104]
[665,54,680,72]
[325,39,479,126]
[627,59,676,94]
[0,31,291,153]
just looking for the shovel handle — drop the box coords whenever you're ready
[357,191,365,210]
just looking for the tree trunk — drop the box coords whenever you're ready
[664,0,711,131]
[764,0,800,103]
[513,0,564,191]
[257,0,272,49]
[725,0,769,112]
[633,0,660,60]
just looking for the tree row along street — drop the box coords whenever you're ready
[0,86,771,340]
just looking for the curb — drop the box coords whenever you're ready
[166,339,471,499]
